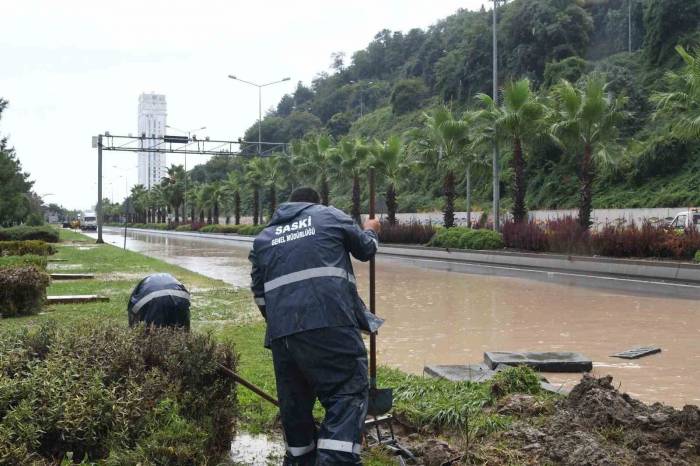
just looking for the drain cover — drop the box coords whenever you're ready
[611,347,661,359]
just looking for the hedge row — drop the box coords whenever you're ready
[0,254,48,270]
[429,227,504,250]
[0,226,59,243]
[0,323,237,464]
[0,265,50,317]
[198,224,266,235]
[0,240,56,257]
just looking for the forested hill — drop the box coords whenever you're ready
[192,0,700,212]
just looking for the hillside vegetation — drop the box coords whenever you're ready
[188,0,700,216]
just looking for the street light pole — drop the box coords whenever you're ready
[227,75,291,155]
[492,0,501,231]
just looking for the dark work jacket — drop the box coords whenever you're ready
[249,202,381,344]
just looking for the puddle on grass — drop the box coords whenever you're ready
[230,433,284,465]
[47,263,83,270]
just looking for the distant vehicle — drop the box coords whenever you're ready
[668,209,700,231]
[81,212,97,231]
[62,222,71,228]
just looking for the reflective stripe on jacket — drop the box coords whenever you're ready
[249,202,378,342]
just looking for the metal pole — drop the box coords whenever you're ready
[184,134,188,222]
[368,167,377,388]
[628,0,632,53]
[492,0,501,231]
[96,135,104,244]
[123,175,128,250]
[258,86,262,155]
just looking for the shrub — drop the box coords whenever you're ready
[429,227,504,250]
[237,224,266,236]
[0,323,237,463]
[199,224,242,234]
[0,254,48,270]
[0,240,56,257]
[175,224,193,231]
[378,221,436,244]
[545,217,590,254]
[0,226,59,243]
[489,366,542,398]
[502,220,549,252]
[0,266,50,317]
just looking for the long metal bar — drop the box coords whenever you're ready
[368,167,377,388]
[218,363,279,407]
[96,135,104,244]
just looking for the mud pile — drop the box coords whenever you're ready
[508,374,700,465]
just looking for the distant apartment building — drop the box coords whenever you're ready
[137,93,167,189]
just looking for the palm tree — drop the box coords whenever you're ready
[414,106,470,228]
[652,46,700,141]
[263,155,292,218]
[549,74,628,228]
[222,171,242,225]
[246,158,267,225]
[130,185,148,223]
[161,165,185,223]
[474,79,545,223]
[195,184,207,224]
[330,138,369,224]
[186,183,199,224]
[369,135,407,225]
[293,135,333,206]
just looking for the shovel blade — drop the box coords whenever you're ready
[368,388,393,416]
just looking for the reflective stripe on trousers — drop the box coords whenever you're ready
[130,289,190,314]
[264,266,356,293]
[317,438,361,455]
[286,440,315,457]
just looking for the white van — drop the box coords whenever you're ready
[668,209,700,231]
[81,212,97,231]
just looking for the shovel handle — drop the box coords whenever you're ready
[218,363,279,407]
[368,168,377,388]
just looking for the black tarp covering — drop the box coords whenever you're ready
[128,273,190,329]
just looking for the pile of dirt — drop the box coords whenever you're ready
[505,374,700,465]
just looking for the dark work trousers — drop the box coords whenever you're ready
[271,325,369,466]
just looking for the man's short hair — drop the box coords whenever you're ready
[289,187,320,204]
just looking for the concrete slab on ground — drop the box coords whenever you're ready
[49,273,95,280]
[47,295,109,304]
[611,346,662,359]
[423,364,497,382]
[484,351,592,372]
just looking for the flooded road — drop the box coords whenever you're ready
[95,229,700,407]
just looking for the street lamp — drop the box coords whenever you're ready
[492,0,507,231]
[227,75,291,155]
[349,80,374,117]
[165,125,206,222]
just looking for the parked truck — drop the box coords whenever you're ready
[80,212,97,231]
[668,209,700,231]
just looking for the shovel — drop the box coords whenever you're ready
[367,167,393,417]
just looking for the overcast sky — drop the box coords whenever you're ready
[2,0,485,209]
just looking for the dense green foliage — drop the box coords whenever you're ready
[0,322,237,464]
[0,265,50,317]
[184,0,700,216]
[429,227,504,250]
[0,240,56,257]
[0,226,60,243]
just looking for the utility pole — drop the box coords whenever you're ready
[228,75,291,155]
[96,135,104,243]
[492,0,502,231]
[628,0,632,53]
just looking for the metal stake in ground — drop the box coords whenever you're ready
[367,167,393,416]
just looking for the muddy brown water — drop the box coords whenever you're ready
[93,229,700,407]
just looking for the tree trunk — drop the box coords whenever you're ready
[443,171,456,228]
[512,138,527,223]
[465,164,472,228]
[320,178,330,206]
[190,206,195,224]
[253,188,259,226]
[269,185,277,219]
[174,205,179,224]
[234,191,241,225]
[386,183,397,225]
[199,209,204,224]
[207,208,213,225]
[579,143,595,229]
[225,215,230,225]
[351,174,361,224]
[213,201,220,225]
